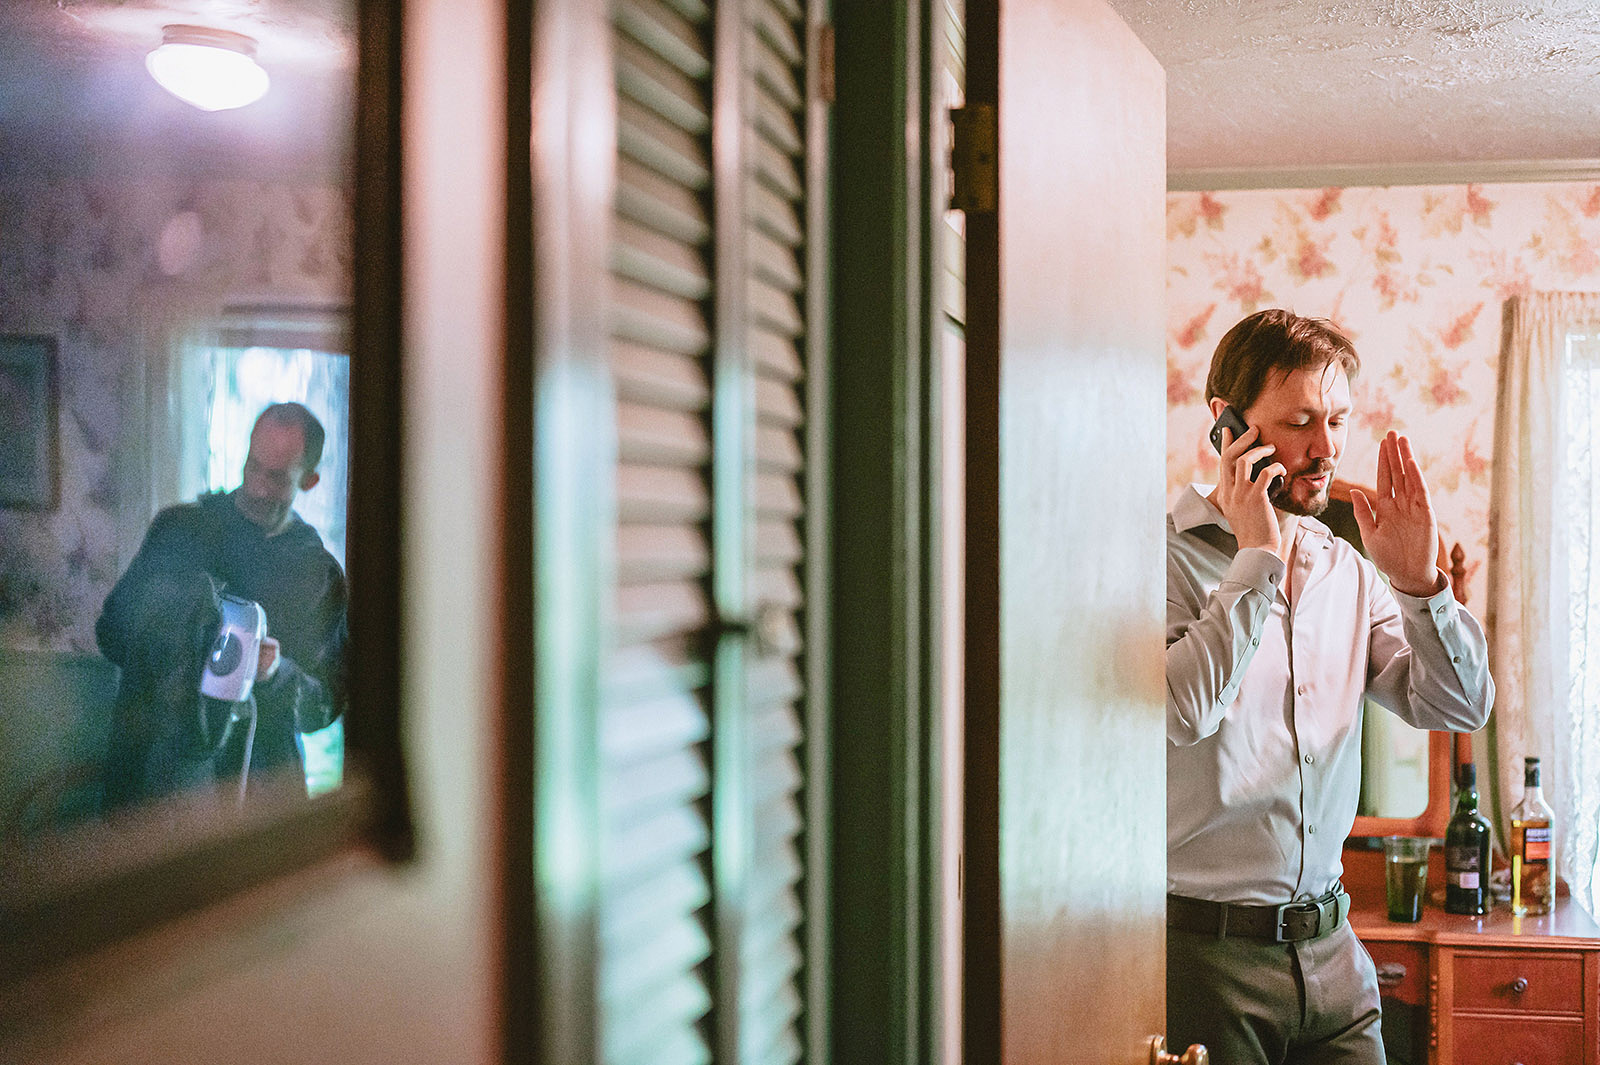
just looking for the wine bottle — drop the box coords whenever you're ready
[1510,756,1556,916]
[1444,762,1491,915]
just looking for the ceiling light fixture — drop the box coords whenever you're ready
[146,25,270,112]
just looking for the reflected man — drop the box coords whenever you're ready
[1164,310,1493,1064]
[97,402,346,810]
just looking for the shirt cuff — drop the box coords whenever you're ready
[1223,547,1286,598]
[1393,571,1457,627]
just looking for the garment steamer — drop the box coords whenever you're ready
[200,594,267,807]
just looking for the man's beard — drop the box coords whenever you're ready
[1269,460,1335,517]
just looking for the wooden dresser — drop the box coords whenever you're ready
[1350,897,1600,1065]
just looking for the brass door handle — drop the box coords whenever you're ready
[1149,1035,1210,1065]
[1510,976,1529,993]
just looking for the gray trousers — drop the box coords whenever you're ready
[1167,920,1386,1065]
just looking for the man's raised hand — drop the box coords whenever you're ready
[1349,431,1444,598]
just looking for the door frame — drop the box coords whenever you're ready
[825,0,951,1061]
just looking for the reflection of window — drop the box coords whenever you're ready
[1563,327,1600,915]
[203,321,349,568]
[200,312,350,796]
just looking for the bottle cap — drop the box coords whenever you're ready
[1457,762,1476,788]
[1524,757,1541,786]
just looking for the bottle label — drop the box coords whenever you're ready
[1446,844,1481,887]
[1524,825,1551,862]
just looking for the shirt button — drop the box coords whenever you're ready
[1453,656,1461,664]
[1269,574,1279,584]
[1436,606,1448,616]
[1252,637,1259,646]
[1304,753,1314,764]
[1297,685,1307,695]
[1308,824,1317,835]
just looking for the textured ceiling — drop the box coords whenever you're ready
[1105,0,1600,178]
[0,0,354,177]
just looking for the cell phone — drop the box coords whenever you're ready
[1209,405,1282,492]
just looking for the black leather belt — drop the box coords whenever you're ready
[1167,888,1350,943]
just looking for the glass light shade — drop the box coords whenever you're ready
[146,28,270,112]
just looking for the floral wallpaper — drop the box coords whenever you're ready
[1167,181,1600,608]
[0,179,351,652]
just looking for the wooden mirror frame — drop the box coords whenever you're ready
[1325,479,1470,840]
[0,0,410,988]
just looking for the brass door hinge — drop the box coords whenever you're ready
[816,23,836,105]
[950,104,997,213]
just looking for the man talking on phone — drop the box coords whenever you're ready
[1165,309,1493,1064]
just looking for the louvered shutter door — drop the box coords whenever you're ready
[600,0,816,1061]
[604,1,717,1063]
[741,2,809,1064]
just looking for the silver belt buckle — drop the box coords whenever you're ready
[1274,890,1345,942]
[1273,899,1318,942]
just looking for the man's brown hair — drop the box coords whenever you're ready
[1205,309,1360,412]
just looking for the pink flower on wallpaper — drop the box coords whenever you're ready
[1373,268,1419,311]
[1420,187,1493,238]
[1263,201,1337,282]
[1425,447,1464,492]
[1465,184,1495,226]
[1472,249,1532,300]
[1435,303,1483,350]
[1421,357,1468,410]
[1578,185,1600,219]
[1168,194,1226,239]
[1168,197,1200,240]
[1173,302,1217,349]
[1168,360,1202,406]
[1289,231,1336,282]
[1353,380,1398,433]
[1371,211,1400,262]
[1532,196,1600,279]
[1460,430,1488,484]
[1560,236,1600,278]
[1421,191,1466,237]
[1305,187,1343,221]
[1206,252,1269,311]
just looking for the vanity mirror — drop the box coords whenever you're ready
[1322,478,1470,840]
[0,0,406,987]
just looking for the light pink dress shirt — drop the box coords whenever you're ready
[1165,485,1494,905]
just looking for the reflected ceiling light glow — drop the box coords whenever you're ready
[146,25,270,112]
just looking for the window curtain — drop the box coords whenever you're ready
[1486,291,1600,917]
[127,287,227,573]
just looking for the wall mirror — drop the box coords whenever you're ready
[1323,479,1465,840]
[0,0,405,986]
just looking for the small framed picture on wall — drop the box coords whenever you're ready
[0,334,60,510]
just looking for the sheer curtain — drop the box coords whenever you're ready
[1487,292,1600,917]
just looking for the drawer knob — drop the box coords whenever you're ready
[1510,977,1529,994]
[1376,962,1406,987]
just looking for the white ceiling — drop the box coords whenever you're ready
[1105,0,1600,184]
[0,0,354,178]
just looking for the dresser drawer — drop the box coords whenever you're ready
[1364,939,1428,1008]
[1452,950,1585,1015]
[1451,1014,1584,1065]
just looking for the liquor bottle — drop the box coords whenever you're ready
[1510,756,1556,916]
[1444,762,1491,915]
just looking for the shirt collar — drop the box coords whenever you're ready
[1170,482,1336,544]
